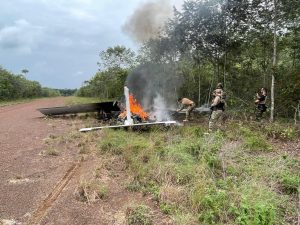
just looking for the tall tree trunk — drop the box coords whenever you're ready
[198,67,201,106]
[223,53,227,89]
[223,3,227,89]
[270,0,277,122]
[292,20,297,67]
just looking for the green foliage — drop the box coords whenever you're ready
[98,45,137,70]
[198,188,229,224]
[0,66,60,101]
[234,184,281,225]
[76,68,128,99]
[280,172,300,194]
[56,88,77,96]
[159,202,173,215]
[94,122,298,224]
[94,184,109,199]
[126,205,153,225]
[98,130,150,156]
[236,202,276,225]
[41,87,60,97]
[77,45,136,99]
[263,123,297,140]
[65,97,101,105]
[241,127,273,152]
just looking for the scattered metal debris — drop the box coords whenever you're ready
[79,121,178,132]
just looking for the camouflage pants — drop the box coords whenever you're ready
[186,103,196,120]
[255,104,266,121]
[209,110,223,132]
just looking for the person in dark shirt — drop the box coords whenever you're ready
[255,87,267,121]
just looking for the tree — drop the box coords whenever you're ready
[21,69,29,75]
[97,45,137,71]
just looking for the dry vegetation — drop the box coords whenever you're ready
[46,116,299,225]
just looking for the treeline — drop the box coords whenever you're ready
[78,0,300,118]
[76,46,133,99]
[57,89,77,96]
[0,66,75,101]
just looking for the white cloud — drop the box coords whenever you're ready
[68,8,96,21]
[0,19,44,54]
[72,71,84,77]
[59,38,73,47]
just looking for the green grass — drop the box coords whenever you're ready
[65,96,109,105]
[0,97,45,107]
[263,123,297,140]
[72,121,299,224]
[126,205,153,225]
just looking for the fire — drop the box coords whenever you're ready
[129,94,148,120]
[119,94,149,121]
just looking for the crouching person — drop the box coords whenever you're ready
[177,97,196,122]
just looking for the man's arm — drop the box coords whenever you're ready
[177,104,184,112]
[211,96,220,107]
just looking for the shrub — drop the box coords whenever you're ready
[197,188,230,224]
[280,172,300,194]
[234,183,282,225]
[126,205,153,225]
[241,127,272,152]
[243,135,273,152]
[264,123,297,140]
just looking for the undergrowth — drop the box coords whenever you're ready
[92,122,299,224]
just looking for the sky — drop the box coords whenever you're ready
[0,0,183,89]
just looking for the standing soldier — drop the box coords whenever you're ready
[209,89,225,132]
[212,83,226,102]
[255,87,267,121]
[177,97,196,122]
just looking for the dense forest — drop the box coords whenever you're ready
[77,0,300,120]
[0,67,77,101]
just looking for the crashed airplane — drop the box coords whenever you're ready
[37,86,210,132]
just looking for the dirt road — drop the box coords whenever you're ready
[0,98,75,223]
[0,98,170,225]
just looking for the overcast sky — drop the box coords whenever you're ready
[0,0,183,89]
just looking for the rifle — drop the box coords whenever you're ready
[208,106,213,120]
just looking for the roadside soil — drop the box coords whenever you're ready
[0,98,171,225]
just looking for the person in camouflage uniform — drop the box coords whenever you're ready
[177,97,196,122]
[255,87,267,121]
[209,89,225,132]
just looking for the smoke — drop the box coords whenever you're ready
[152,94,171,121]
[122,0,173,43]
[126,62,182,121]
[123,0,185,121]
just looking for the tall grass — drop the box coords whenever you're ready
[90,122,299,224]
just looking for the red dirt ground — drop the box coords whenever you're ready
[0,98,171,225]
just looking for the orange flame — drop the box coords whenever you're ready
[129,94,149,120]
[119,94,149,120]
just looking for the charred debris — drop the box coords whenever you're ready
[37,87,210,131]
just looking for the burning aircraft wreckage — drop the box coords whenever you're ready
[37,87,210,132]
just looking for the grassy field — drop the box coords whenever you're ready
[7,95,298,224]
[0,96,105,107]
[65,96,111,105]
[58,119,299,225]
[0,98,43,107]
